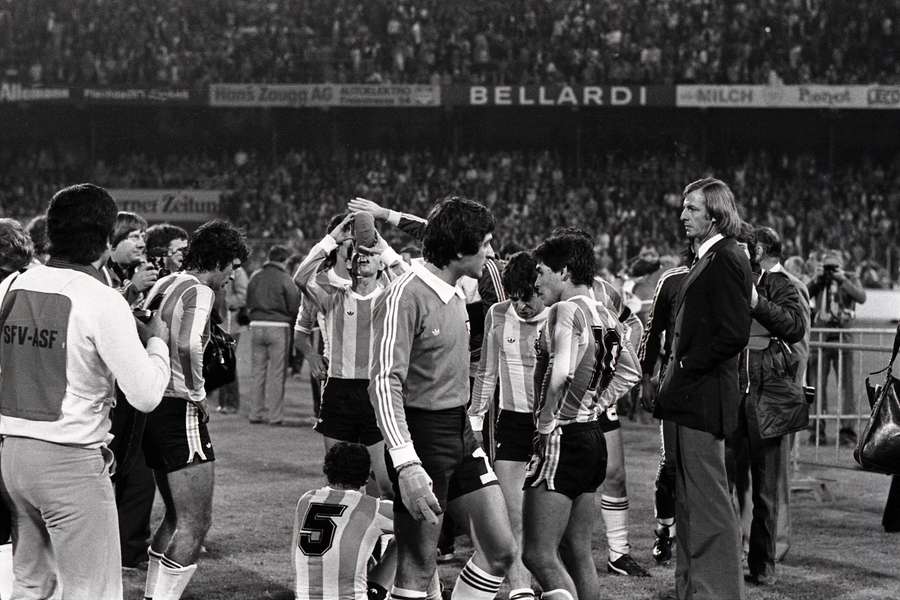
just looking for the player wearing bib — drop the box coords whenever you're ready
[369,197,514,600]
[294,442,397,600]
[295,215,408,498]
[521,233,623,600]
[469,251,548,600]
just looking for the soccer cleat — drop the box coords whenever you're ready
[652,527,674,564]
[607,553,651,577]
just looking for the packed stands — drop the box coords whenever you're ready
[0,0,896,86]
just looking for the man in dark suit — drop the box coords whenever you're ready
[655,178,752,600]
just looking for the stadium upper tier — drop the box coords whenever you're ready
[0,1,896,86]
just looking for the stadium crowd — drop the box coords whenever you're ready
[0,0,897,86]
[1,147,898,284]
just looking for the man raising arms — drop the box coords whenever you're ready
[370,197,514,600]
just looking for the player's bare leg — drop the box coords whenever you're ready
[494,459,533,597]
[522,484,577,597]
[392,510,443,594]
[558,493,600,600]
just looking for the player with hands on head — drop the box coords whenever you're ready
[294,210,408,498]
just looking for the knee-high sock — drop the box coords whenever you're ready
[452,559,504,600]
[601,494,630,560]
[143,548,164,599]
[153,556,197,600]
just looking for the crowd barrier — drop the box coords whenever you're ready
[799,327,895,470]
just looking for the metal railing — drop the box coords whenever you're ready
[801,327,895,469]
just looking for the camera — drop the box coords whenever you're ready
[146,246,172,279]
[132,308,154,323]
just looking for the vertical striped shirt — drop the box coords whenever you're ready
[469,300,548,431]
[533,295,624,434]
[294,236,407,379]
[293,487,392,600]
[143,273,214,403]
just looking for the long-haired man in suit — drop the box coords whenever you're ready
[655,178,753,600]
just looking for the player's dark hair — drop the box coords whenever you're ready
[25,215,48,256]
[754,226,783,260]
[323,442,371,488]
[736,221,755,246]
[400,244,422,259]
[182,220,249,272]
[47,183,118,265]
[267,244,291,263]
[502,251,538,300]
[533,234,595,286]
[423,196,494,268]
[498,241,525,259]
[682,177,742,238]
[146,223,188,253]
[0,218,33,278]
[111,211,148,248]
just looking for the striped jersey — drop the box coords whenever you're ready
[294,236,406,379]
[533,295,624,434]
[293,487,392,600]
[469,300,548,431]
[143,273,215,403]
[592,275,644,350]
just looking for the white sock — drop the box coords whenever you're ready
[541,590,574,600]
[452,559,504,599]
[601,494,630,561]
[153,556,197,600]
[509,587,536,599]
[390,587,427,599]
[144,548,164,599]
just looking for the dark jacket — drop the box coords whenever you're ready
[655,236,753,437]
[744,270,809,438]
[246,262,302,324]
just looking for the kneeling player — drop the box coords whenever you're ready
[294,442,398,600]
[469,251,549,600]
[522,233,622,600]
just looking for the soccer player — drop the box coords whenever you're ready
[469,251,549,600]
[370,197,515,600]
[522,233,627,600]
[294,441,397,600]
[141,220,249,600]
[638,254,691,565]
[558,227,648,577]
[294,214,407,498]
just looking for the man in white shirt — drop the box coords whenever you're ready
[0,183,171,599]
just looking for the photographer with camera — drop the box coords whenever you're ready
[807,249,866,446]
[102,211,158,307]
[146,223,189,279]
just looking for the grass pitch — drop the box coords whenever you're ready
[124,362,900,600]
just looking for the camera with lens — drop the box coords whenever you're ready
[146,246,171,279]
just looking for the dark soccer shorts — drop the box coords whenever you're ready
[315,378,383,446]
[524,420,607,499]
[495,410,536,463]
[143,397,215,473]
[598,404,621,433]
[387,406,499,515]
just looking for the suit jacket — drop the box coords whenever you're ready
[655,236,752,437]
